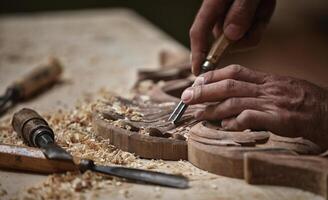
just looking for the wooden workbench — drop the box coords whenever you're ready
[0,8,323,200]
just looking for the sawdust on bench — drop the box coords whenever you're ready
[0,91,207,200]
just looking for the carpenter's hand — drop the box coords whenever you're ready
[181,65,328,150]
[190,0,276,75]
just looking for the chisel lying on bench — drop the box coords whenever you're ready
[2,108,189,189]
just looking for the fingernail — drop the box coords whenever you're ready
[224,24,244,40]
[194,110,204,119]
[191,65,195,75]
[221,120,228,129]
[181,89,193,103]
[194,76,205,86]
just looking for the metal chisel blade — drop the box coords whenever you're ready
[42,143,73,161]
[168,100,188,124]
[92,164,189,189]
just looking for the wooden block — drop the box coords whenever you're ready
[0,144,77,174]
[245,152,328,199]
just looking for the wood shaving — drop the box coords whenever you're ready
[0,93,138,199]
[21,171,113,200]
[0,91,205,199]
[0,187,7,198]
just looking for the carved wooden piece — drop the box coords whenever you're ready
[93,96,201,160]
[188,121,321,178]
[188,139,295,179]
[142,78,193,103]
[0,144,77,174]
[245,152,328,199]
[137,64,191,83]
[190,122,270,146]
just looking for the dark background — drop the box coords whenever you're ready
[0,0,201,47]
[1,0,328,86]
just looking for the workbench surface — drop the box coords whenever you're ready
[0,9,323,200]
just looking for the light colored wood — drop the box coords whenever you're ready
[245,152,328,199]
[0,144,77,174]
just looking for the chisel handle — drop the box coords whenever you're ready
[10,58,62,100]
[206,34,232,65]
[12,108,55,147]
[200,34,233,74]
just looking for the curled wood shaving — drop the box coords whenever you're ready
[0,93,138,199]
[0,91,205,199]
[22,171,113,200]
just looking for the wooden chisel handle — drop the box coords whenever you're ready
[0,144,76,174]
[12,108,55,147]
[11,57,62,100]
[206,34,232,65]
[200,34,233,74]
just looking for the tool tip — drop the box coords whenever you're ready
[168,101,188,124]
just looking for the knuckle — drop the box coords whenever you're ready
[227,98,240,108]
[263,75,273,82]
[194,85,204,101]
[202,70,214,83]
[223,79,237,91]
[281,111,293,122]
[189,27,201,40]
[227,64,244,77]
[240,109,255,123]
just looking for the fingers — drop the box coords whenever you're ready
[181,79,259,104]
[221,109,273,130]
[195,97,266,120]
[223,0,261,40]
[232,0,276,49]
[194,65,267,86]
[190,0,231,75]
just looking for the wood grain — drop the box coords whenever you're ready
[187,121,321,178]
[188,139,295,179]
[92,96,200,160]
[0,144,77,174]
[245,152,328,199]
[93,113,188,160]
[144,78,193,103]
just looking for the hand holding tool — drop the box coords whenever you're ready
[0,58,62,116]
[11,108,189,189]
[168,34,232,124]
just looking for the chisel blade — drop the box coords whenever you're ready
[79,160,189,189]
[42,143,73,161]
[168,101,188,124]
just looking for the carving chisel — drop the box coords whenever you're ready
[168,34,232,124]
[12,108,189,189]
[0,58,62,116]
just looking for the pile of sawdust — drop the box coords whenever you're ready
[23,171,112,200]
[0,92,206,199]
[0,93,139,199]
